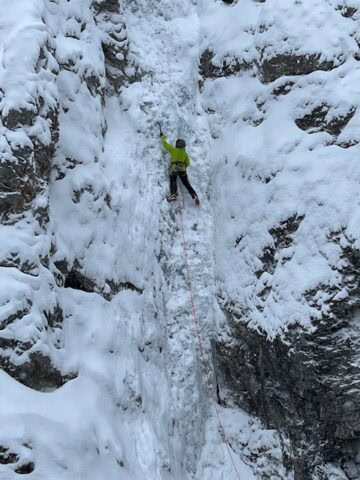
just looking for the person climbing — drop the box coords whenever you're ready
[158,123,200,206]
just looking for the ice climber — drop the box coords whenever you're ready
[158,124,200,206]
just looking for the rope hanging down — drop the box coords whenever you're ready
[178,195,242,480]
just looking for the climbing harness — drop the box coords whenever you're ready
[172,162,186,172]
[178,195,242,480]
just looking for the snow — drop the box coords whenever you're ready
[1,0,358,478]
[201,0,360,338]
[256,0,352,64]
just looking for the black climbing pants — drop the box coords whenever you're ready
[170,171,197,198]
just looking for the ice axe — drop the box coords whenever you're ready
[156,122,163,136]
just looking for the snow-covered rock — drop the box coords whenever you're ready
[200,0,360,477]
[1,0,360,479]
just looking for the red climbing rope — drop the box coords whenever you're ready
[178,195,242,480]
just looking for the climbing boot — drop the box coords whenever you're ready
[167,194,178,202]
[194,196,200,207]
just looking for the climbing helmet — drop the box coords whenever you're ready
[176,139,186,148]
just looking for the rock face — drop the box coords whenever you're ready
[0,2,62,389]
[3,0,360,478]
[258,52,338,84]
[215,235,360,478]
[200,0,360,478]
[295,105,356,138]
[0,0,175,478]
[0,0,131,391]
[254,0,347,84]
[199,49,251,85]
[92,0,133,94]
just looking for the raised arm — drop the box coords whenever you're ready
[161,134,177,155]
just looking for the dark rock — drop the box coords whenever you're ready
[0,337,32,352]
[337,139,359,149]
[0,446,19,464]
[272,81,294,96]
[92,0,120,14]
[72,185,94,204]
[34,108,59,179]
[15,462,35,474]
[255,213,304,279]
[0,305,31,331]
[0,156,36,221]
[33,204,49,228]
[102,39,129,93]
[85,73,104,97]
[104,192,112,208]
[64,263,143,300]
[336,5,358,18]
[44,304,63,329]
[0,192,25,217]
[199,49,251,82]
[258,52,343,83]
[295,104,356,136]
[0,62,59,225]
[214,306,359,478]
[0,282,74,391]
[215,230,360,478]
[0,446,35,474]
[54,259,69,277]
[2,108,36,130]
[0,351,76,391]
[91,1,132,93]
[104,279,143,300]
[65,268,96,293]
[0,257,38,276]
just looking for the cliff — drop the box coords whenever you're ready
[1,0,360,479]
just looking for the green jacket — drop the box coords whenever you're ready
[161,135,190,172]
